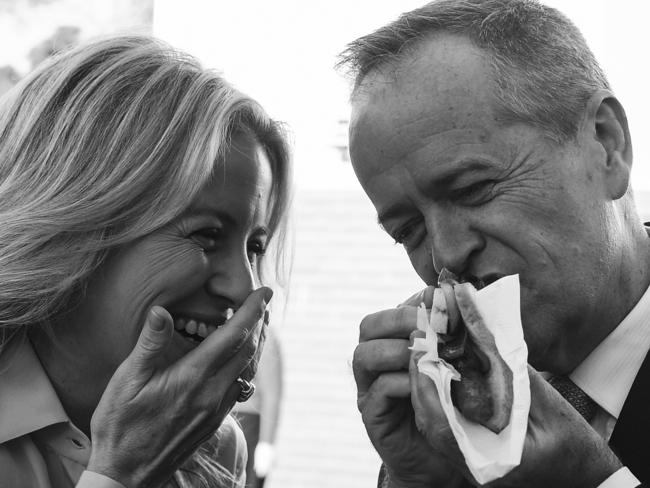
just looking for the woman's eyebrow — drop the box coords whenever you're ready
[187,208,271,235]
[187,206,237,227]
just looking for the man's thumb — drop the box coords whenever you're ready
[130,306,173,369]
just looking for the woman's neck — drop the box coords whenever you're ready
[28,326,106,438]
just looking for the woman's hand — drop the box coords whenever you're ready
[86,286,272,488]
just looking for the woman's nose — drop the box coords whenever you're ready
[205,252,256,307]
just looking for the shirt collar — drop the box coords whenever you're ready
[571,281,650,418]
[0,334,69,443]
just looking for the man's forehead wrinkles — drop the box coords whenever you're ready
[388,127,496,173]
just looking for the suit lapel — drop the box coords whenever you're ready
[610,349,650,483]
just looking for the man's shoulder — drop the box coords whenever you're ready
[610,349,650,484]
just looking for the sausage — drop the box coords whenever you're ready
[437,279,514,434]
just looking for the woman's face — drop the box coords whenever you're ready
[55,132,274,385]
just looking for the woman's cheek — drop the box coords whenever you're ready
[145,243,212,301]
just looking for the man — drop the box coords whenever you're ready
[339,0,650,486]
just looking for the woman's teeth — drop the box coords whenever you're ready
[173,317,219,341]
[172,308,234,343]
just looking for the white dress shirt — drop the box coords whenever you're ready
[570,281,650,487]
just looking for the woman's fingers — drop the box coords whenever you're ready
[127,306,174,377]
[214,317,265,389]
[184,286,272,375]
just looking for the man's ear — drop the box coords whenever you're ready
[585,90,633,200]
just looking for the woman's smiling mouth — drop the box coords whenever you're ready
[172,308,234,343]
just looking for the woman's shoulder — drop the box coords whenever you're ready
[215,415,248,484]
[0,436,47,488]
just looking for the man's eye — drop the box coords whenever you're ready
[393,218,426,251]
[192,228,222,252]
[450,180,495,205]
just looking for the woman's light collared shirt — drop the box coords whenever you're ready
[0,336,246,488]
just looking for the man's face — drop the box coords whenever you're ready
[349,34,620,373]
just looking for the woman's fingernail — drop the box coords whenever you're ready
[149,307,166,331]
[263,287,274,304]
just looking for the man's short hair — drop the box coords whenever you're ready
[337,0,610,142]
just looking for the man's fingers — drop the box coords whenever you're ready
[360,306,418,342]
[399,286,436,308]
[184,286,272,374]
[353,339,412,394]
[409,353,454,451]
[408,354,471,481]
[453,283,485,332]
[128,306,174,374]
[409,353,440,423]
[526,365,587,425]
[359,371,410,416]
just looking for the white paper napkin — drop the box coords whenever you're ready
[411,274,530,484]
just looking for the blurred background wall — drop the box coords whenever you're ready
[0,0,152,90]
[1,1,649,488]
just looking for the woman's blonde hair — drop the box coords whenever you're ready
[0,35,292,487]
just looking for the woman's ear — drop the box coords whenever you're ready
[586,91,633,200]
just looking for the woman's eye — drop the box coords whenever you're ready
[393,218,426,251]
[247,240,267,264]
[192,228,223,252]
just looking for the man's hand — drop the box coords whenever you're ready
[408,285,623,488]
[87,287,271,488]
[353,286,466,487]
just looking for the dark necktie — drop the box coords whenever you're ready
[548,376,598,422]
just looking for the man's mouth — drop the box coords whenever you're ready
[172,308,234,343]
[466,274,503,290]
[439,269,504,290]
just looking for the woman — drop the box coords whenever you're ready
[0,35,291,488]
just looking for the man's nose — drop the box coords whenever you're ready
[427,209,484,277]
[205,251,256,307]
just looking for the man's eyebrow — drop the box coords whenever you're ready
[377,202,412,228]
[426,158,495,190]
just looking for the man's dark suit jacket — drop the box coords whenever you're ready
[377,350,650,487]
[610,349,650,485]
